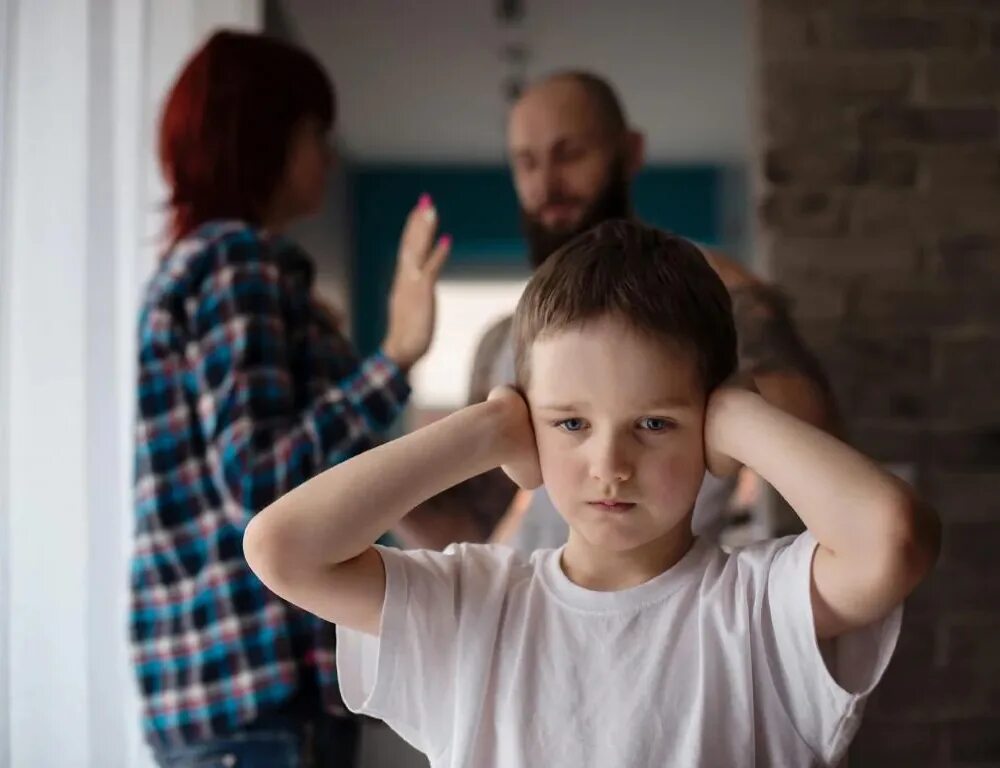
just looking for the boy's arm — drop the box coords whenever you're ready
[243,392,537,636]
[705,388,940,639]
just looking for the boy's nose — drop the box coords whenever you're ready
[590,440,634,486]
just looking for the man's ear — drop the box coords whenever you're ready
[624,129,645,177]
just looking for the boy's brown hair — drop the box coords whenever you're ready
[513,220,738,393]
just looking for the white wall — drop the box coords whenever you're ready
[276,0,751,163]
[0,2,260,767]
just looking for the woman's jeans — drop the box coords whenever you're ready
[152,710,359,768]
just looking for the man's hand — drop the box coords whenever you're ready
[487,386,543,490]
[383,194,451,371]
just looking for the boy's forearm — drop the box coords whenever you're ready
[710,390,934,564]
[754,371,839,436]
[246,400,508,573]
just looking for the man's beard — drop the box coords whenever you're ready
[520,156,631,269]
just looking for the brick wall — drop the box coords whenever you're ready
[753,1,1000,764]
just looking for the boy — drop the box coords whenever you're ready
[245,221,939,766]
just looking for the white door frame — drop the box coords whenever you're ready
[0,0,17,765]
[0,2,260,766]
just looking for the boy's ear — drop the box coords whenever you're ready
[625,130,645,178]
[487,385,543,491]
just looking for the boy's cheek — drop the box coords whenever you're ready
[534,441,581,490]
[647,452,706,501]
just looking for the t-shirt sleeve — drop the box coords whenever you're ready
[336,543,514,760]
[750,531,902,765]
[335,545,463,757]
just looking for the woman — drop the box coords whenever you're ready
[131,31,449,767]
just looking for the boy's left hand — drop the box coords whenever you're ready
[704,376,758,478]
[487,386,543,490]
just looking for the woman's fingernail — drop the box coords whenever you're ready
[440,234,452,249]
[417,193,432,210]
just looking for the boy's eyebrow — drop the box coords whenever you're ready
[534,403,586,412]
[644,397,698,410]
[535,397,697,412]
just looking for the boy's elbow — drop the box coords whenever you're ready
[243,510,291,592]
[881,491,941,591]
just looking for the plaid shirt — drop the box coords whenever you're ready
[130,221,410,747]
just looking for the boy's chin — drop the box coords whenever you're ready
[571,523,688,555]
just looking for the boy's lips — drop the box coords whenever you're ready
[588,500,637,512]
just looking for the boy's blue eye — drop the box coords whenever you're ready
[639,417,672,431]
[557,418,585,432]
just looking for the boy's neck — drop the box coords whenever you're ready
[560,524,695,592]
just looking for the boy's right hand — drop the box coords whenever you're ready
[487,386,543,490]
[704,377,759,478]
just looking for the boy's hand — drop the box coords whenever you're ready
[487,386,543,490]
[704,377,759,478]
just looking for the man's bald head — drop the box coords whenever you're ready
[515,71,628,138]
[508,71,643,268]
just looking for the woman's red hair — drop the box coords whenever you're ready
[159,30,335,246]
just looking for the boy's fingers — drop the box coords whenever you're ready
[487,384,522,404]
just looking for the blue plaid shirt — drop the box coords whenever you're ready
[130,221,410,747]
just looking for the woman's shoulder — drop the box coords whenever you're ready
[153,220,309,296]
[140,221,265,315]
[164,220,269,272]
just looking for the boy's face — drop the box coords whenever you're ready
[526,315,707,554]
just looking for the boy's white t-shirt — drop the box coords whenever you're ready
[337,533,901,768]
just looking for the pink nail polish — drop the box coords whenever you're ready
[418,193,432,210]
[441,234,452,248]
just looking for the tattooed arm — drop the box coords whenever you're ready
[702,248,839,434]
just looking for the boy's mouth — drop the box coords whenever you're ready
[588,500,637,513]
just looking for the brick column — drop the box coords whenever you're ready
[753,2,1000,764]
